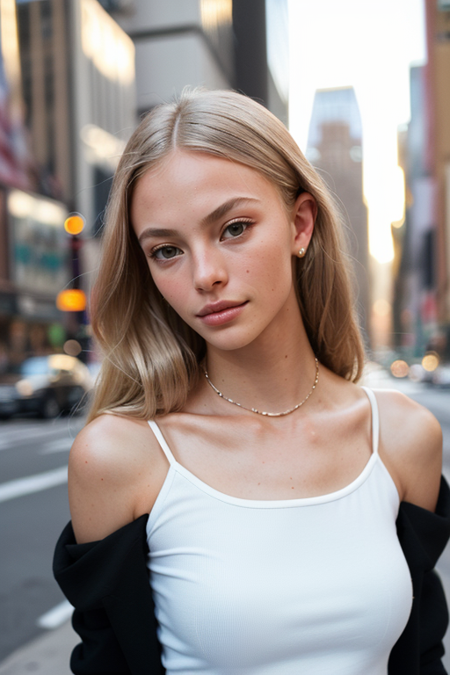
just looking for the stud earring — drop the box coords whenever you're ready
[297,247,306,258]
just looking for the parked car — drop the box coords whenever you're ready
[0,354,93,419]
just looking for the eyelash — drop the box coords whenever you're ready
[149,218,254,261]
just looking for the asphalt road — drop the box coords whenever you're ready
[0,413,85,662]
[0,374,449,667]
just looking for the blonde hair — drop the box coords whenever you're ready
[87,88,366,423]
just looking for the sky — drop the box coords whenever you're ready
[288,0,427,263]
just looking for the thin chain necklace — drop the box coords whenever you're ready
[203,357,319,418]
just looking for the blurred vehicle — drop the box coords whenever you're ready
[0,354,93,419]
[408,363,428,383]
[431,364,450,388]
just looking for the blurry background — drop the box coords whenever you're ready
[0,0,450,672]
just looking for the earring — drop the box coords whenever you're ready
[297,247,306,258]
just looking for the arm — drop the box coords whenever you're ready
[54,414,169,674]
[68,413,168,543]
[377,390,449,675]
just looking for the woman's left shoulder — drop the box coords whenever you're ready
[372,388,443,511]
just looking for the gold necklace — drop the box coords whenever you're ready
[203,357,319,417]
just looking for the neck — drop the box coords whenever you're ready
[203,301,318,415]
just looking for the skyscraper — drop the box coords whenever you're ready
[307,86,369,344]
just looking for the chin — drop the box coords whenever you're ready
[202,330,262,353]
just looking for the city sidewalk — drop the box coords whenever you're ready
[0,620,76,674]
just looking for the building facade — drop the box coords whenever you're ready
[306,86,370,346]
[106,0,288,123]
[424,0,450,359]
[0,0,136,367]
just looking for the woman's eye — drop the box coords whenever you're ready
[222,221,250,239]
[151,246,182,260]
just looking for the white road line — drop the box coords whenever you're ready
[0,466,68,503]
[37,600,73,629]
[0,427,72,450]
[39,438,73,454]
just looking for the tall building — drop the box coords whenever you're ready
[306,86,370,345]
[422,0,450,360]
[16,0,136,230]
[0,0,71,366]
[392,65,438,360]
[106,0,288,123]
[0,0,136,366]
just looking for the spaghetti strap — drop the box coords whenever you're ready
[360,386,380,456]
[148,420,177,466]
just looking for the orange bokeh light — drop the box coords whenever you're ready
[56,289,87,312]
[64,214,85,235]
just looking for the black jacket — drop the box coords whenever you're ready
[53,477,450,675]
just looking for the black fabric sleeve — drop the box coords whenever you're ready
[389,477,450,675]
[420,570,448,675]
[53,516,165,675]
[70,608,132,674]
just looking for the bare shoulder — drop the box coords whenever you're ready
[69,413,169,543]
[373,388,442,511]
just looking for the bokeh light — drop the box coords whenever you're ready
[56,289,87,311]
[63,339,82,357]
[64,214,85,235]
[422,352,439,372]
[390,360,409,378]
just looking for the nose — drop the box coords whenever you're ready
[193,248,228,292]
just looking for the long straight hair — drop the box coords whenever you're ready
[86,89,367,423]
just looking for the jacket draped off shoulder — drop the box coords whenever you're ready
[53,476,450,675]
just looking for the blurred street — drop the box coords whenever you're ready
[0,0,450,671]
[1,370,450,673]
[0,413,84,664]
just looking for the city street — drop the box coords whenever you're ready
[0,413,85,662]
[0,373,450,671]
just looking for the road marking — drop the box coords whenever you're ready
[39,438,73,454]
[0,426,74,451]
[0,466,68,503]
[37,600,73,629]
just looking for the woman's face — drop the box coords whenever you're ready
[131,150,314,353]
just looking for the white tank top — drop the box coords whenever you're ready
[146,386,413,675]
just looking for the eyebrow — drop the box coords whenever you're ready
[137,197,259,245]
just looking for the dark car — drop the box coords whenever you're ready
[0,354,93,419]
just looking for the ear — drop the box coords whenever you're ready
[290,192,317,256]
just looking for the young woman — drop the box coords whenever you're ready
[54,89,450,675]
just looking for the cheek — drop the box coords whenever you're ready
[150,270,188,308]
[242,235,293,288]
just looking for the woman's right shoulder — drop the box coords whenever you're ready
[68,413,169,543]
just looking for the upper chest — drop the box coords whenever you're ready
[153,395,375,501]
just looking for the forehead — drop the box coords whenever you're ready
[130,150,282,224]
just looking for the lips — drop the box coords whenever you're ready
[196,300,247,317]
[196,301,248,327]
